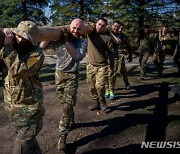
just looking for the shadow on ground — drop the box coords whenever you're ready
[65,82,180,154]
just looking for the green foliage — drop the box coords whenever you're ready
[48,0,179,50]
[50,0,101,25]
[0,0,49,27]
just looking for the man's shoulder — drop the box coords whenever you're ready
[101,34,111,40]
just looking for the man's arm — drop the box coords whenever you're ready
[109,31,121,45]
[65,39,87,61]
[2,29,44,79]
[124,35,133,62]
[39,41,50,49]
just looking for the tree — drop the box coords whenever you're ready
[97,0,180,27]
[50,0,101,25]
[0,0,49,27]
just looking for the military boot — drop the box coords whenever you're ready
[99,97,107,111]
[69,112,77,131]
[30,138,42,154]
[57,133,67,152]
[13,139,23,154]
[13,138,29,154]
[124,81,131,90]
[88,100,100,111]
[13,138,42,154]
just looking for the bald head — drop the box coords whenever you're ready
[70,18,84,38]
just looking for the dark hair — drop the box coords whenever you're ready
[113,20,124,27]
[97,17,108,25]
[163,25,169,29]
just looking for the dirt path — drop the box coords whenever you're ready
[0,55,179,154]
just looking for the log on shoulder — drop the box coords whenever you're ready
[0,25,69,49]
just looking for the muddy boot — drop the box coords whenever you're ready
[13,138,42,154]
[124,81,131,90]
[30,138,42,154]
[69,111,77,131]
[13,140,23,154]
[57,133,67,152]
[99,98,107,111]
[88,100,100,111]
[69,122,77,131]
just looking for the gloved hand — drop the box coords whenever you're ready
[59,28,69,44]
[127,55,132,62]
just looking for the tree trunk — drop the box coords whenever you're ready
[0,25,69,49]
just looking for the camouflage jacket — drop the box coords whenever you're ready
[0,44,45,126]
[138,33,158,54]
[118,33,132,56]
[55,28,87,73]
[159,33,175,51]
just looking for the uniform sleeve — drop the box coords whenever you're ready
[74,39,87,61]
[2,44,44,79]
[150,34,160,54]
[106,38,115,68]
[159,33,173,42]
[124,34,132,56]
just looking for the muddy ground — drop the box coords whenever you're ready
[0,55,180,154]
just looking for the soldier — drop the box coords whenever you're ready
[153,25,177,77]
[117,22,132,89]
[0,21,45,154]
[105,20,122,100]
[40,18,87,152]
[86,18,114,111]
[137,25,158,79]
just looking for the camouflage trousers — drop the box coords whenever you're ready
[55,70,78,137]
[86,63,108,103]
[139,49,150,75]
[13,120,43,154]
[6,101,45,153]
[106,55,128,92]
[153,50,167,74]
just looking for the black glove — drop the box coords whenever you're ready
[127,55,132,62]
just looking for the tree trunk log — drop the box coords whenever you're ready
[0,25,69,49]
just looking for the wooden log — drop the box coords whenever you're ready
[36,25,69,42]
[0,25,69,49]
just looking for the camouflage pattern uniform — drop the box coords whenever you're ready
[87,62,108,103]
[154,32,176,75]
[53,28,87,151]
[0,21,45,154]
[105,32,132,94]
[86,29,114,111]
[138,33,158,77]
[117,33,132,87]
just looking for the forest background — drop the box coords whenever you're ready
[0,0,179,49]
